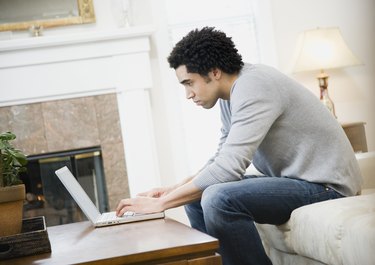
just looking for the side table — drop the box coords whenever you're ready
[341,122,368,153]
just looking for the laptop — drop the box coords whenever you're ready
[55,166,165,227]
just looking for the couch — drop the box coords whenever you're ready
[255,151,375,265]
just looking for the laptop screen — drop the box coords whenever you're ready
[55,166,101,223]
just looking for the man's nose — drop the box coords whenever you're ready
[186,89,194,99]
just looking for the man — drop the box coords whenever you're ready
[116,27,362,265]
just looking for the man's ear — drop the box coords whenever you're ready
[211,68,222,80]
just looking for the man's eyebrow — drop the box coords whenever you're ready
[180,79,191,85]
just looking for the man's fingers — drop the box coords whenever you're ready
[116,199,131,216]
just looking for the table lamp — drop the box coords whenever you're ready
[292,27,361,118]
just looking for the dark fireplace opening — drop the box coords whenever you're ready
[20,146,109,227]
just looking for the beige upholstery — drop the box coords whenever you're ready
[256,151,375,265]
[356,151,375,194]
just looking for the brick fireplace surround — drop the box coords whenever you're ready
[0,93,128,209]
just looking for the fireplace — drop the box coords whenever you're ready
[21,146,108,226]
[0,93,130,220]
[0,27,161,201]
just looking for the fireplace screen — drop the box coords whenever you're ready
[20,146,108,227]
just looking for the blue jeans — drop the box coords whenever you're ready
[184,175,343,265]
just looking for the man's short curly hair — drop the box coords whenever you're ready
[167,27,244,76]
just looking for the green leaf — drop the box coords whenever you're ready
[0,132,16,141]
[0,131,26,187]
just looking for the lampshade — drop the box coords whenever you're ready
[293,27,361,72]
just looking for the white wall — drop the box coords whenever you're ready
[270,0,375,151]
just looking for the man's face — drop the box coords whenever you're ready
[175,65,221,109]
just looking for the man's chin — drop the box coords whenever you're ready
[194,99,217,109]
[201,103,215,109]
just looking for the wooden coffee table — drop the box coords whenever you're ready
[0,218,221,265]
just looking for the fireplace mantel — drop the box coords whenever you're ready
[0,26,155,106]
[0,26,155,53]
[0,25,161,197]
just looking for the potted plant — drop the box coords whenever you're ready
[0,131,27,237]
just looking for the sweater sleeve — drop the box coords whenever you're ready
[193,71,285,190]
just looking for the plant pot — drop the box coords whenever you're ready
[0,184,25,237]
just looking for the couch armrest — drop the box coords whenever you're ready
[289,193,375,265]
[356,151,375,190]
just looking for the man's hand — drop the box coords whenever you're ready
[116,196,164,217]
[116,178,202,217]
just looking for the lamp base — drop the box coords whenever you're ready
[317,71,337,118]
[320,89,336,118]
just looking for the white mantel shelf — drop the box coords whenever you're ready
[0,25,161,197]
[0,25,155,104]
[0,26,155,70]
[0,25,155,52]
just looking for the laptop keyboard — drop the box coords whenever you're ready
[99,211,136,222]
[100,212,120,222]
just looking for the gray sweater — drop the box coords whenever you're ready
[193,64,362,196]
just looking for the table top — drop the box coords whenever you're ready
[340,121,366,127]
[0,218,219,265]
